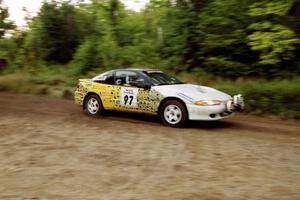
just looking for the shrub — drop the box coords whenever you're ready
[214,79,300,119]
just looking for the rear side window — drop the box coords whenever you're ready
[92,71,114,84]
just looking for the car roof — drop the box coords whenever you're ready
[114,68,163,73]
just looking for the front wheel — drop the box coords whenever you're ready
[160,100,188,128]
[85,94,104,116]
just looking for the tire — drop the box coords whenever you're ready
[84,94,104,117]
[160,100,188,128]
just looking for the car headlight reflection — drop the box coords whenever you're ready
[194,100,222,106]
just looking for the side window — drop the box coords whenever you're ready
[92,71,114,84]
[115,71,145,86]
[104,73,114,84]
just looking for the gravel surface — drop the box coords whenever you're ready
[0,92,299,200]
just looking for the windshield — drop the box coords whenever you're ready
[146,71,183,86]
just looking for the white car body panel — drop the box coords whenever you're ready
[152,84,232,102]
[152,84,236,121]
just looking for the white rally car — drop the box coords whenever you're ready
[75,69,244,127]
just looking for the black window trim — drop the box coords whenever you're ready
[92,69,153,87]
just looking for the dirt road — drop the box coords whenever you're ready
[0,92,299,200]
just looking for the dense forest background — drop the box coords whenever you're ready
[0,0,299,118]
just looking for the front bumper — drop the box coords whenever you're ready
[187,94,244,121]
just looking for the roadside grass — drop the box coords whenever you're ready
[0,72,48,95]
[0,68,76,99]
[178,72,300,119]
[0,68,299,119]
[215,79,300,119]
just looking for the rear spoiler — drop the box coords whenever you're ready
[78,79,91,83]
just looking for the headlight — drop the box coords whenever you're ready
[194,100,222,106]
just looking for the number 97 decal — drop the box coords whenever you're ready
[124,95,134,105]
[120,88,138,107]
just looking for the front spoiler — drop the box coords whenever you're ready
[187,94,244,121]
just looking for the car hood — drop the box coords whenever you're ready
[153,84,232,102]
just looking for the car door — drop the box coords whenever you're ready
[113,70,144,113]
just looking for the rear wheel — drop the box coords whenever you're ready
[85,94,104,116]
[160,100,188,128]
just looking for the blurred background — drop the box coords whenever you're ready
[0,0,299,118]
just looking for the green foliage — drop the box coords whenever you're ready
[214,79,300,118]
[248,0,299,66]
[248,1,292,17]
[0,3,15,38]
[0,38,17,63]
[248,23,299,65]
[197,0,252,76]
[73,38,102,74]
[24,1,82,64]
[3,0,299,77]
